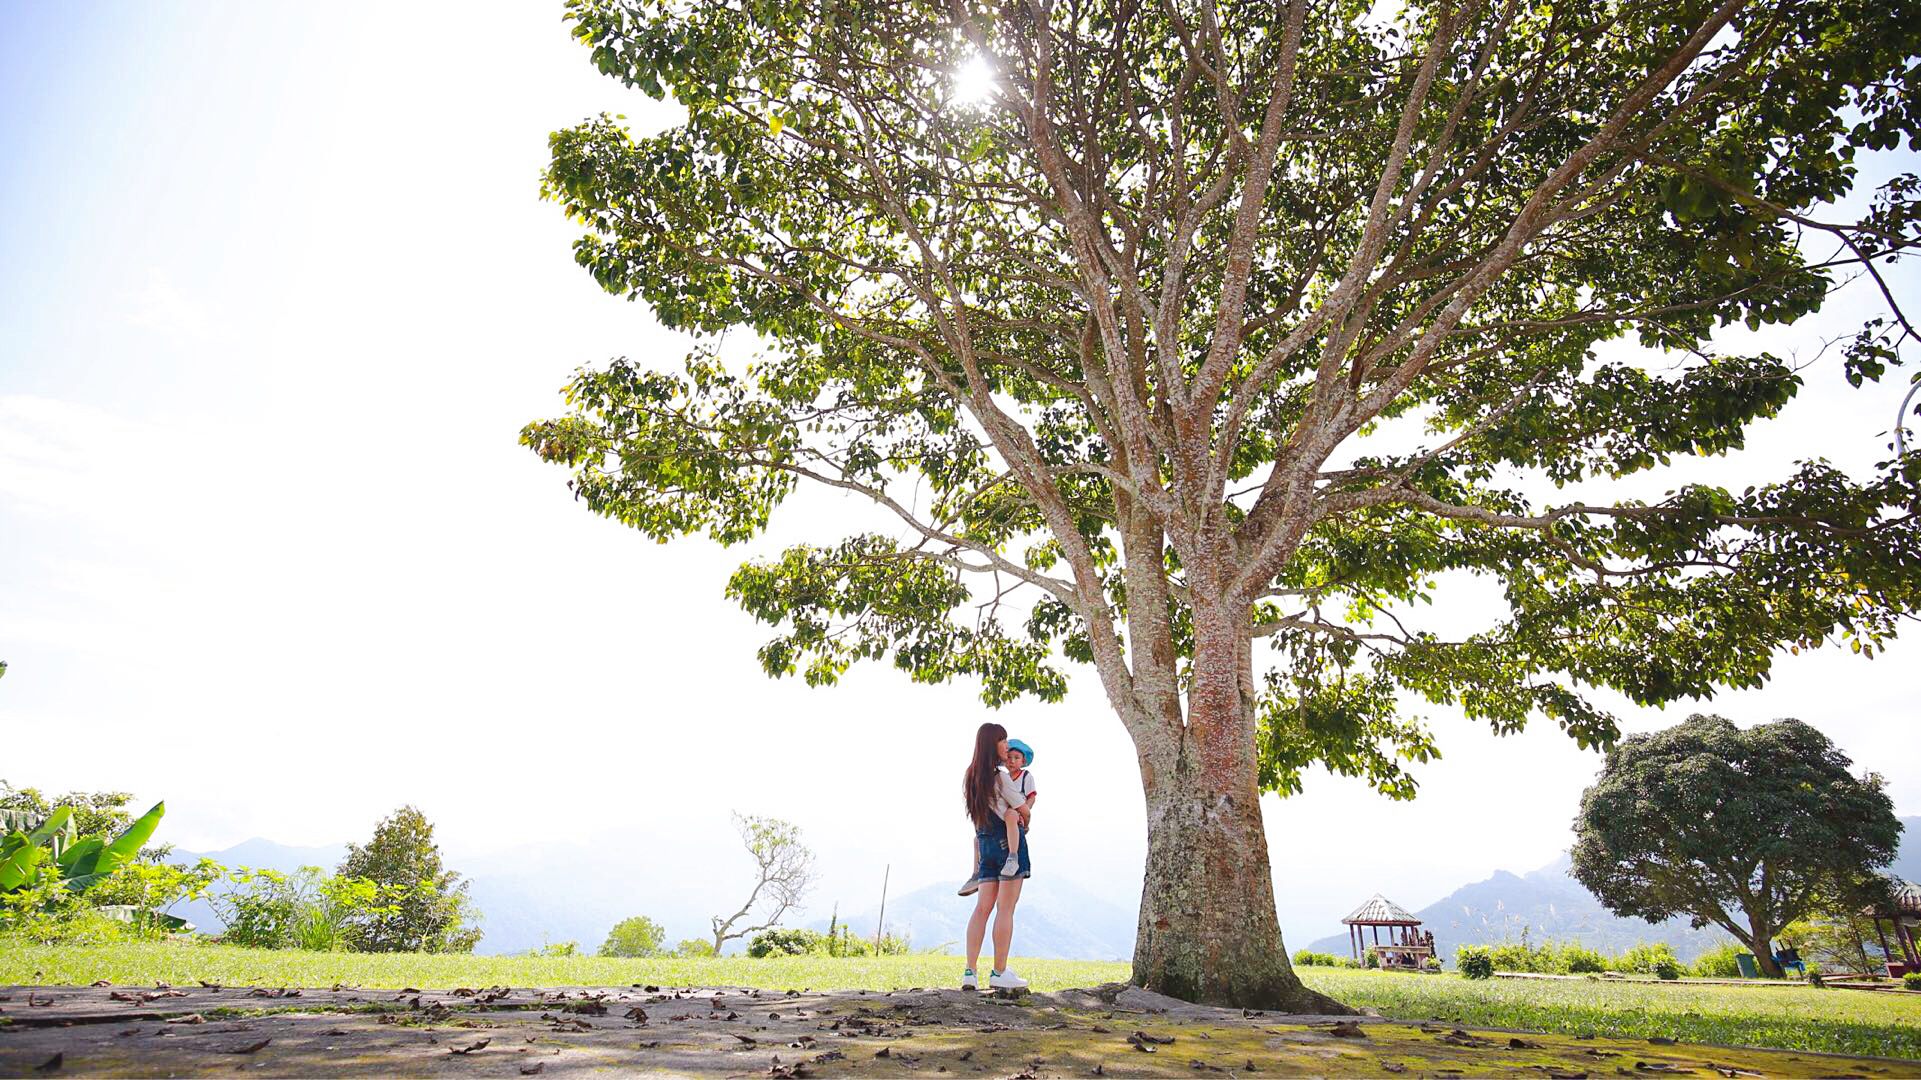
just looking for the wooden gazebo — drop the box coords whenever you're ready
[1868,878,1921,977]
[1341,893,1434,969]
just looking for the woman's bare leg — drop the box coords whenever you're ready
[992,877,1024,972]
[1002,809,1021,863]
[964,881,999,971]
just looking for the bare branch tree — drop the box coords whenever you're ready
[710,813,818,955]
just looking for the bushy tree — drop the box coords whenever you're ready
[1571,715,1900,978]
[530,0,1921,1006]
[600,914,667,957]
[335,806,482,953]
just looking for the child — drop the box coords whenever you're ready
[959,739,1038,894]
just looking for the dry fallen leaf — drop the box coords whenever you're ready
[226,1038,272,1054]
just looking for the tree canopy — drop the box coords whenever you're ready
[1570,714,1901,977]
[336,806,482,954]
[531,0,1919,796]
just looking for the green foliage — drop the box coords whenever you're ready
[1614,943,1683,976]
[1905,973,1921,991]
[599,915,667,958]
[1292,950,1340,967]
[1457,947,1494,979]
[537,941,580,957]
[0,799,166,896]
[1363,947,1380,969]
[210,866,401,952]
[1654,958,1682,980]
[336,806,482,954]
[673,938,717,958]
[531,0,1921,820]
[748,927,825,957]
[1572,716,1900,976]
[1690,942,1749,978]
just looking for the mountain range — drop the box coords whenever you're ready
[169,815,1915,962]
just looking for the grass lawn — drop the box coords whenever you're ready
[4,941,1915,1059]
[1296,967,1921,1060]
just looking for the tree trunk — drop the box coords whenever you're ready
[1749,927,1783,978]
[1129,607,1350,1012]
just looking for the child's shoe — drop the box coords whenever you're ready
[988,968,1029,990]
[957,877,980,897]
[998,855,1020,878]
[960,969,979,990]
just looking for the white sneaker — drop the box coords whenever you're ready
[960,969,979,991]
[988,969,1028,990]
[998,855,1020,878]
[957,877,980,896]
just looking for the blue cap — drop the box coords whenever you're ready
[1006,739,1034,767]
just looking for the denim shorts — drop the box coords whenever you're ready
[971,824,1032,882]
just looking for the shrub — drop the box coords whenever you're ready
[1905,972,1921,991]
[210,866,400,951]
[747,927,825,957]
[1363,947,1380,969]
[1654,958,1681,980]
[1615,942,1681,975]
[537,941,579,957]
[1690,941,1747,978]
[673,938,716,958]
[1292,950,1339,967]
[1558,943,1607,973]
[600,915,666,958]
[1458,946,1494,979]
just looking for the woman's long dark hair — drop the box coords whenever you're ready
[963,722,1008,830]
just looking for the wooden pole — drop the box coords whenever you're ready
[874,864,890,953]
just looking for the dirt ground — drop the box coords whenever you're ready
[0,981,1908,1078]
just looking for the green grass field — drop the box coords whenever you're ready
[3,942,1915,1060]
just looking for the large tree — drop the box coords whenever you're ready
[337,806,482,954]
[1570,715,1900,978]
[525,0,1921,1007]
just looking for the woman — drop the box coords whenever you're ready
[960,721,1030,990]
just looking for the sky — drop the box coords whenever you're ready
[1,3,1916,951]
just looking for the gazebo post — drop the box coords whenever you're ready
[1874,918,1893,969]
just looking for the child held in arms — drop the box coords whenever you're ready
[960,739,1038,894]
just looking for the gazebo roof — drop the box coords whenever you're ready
[1869,878,1921,918]
[1341,893,1421,926]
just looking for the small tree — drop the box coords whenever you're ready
[1571,715,1900,978]
[336,806,482,953]
[710,813,816,955]
[600,914,667,958]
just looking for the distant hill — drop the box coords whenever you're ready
[806,876,1137,962]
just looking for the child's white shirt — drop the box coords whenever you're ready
[994,767,1037,816]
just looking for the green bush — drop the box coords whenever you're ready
[1560,944,1606,974]
[1363,947,1380,969]
[747,927,826,957]
[1654,958,1681,980]
[599,916,666,958]
[1691,942,1747,978]
[1904,972,1921,991]
[1292,950,1340,967]
[210,866,399,951]
[1458,946,1494,979]
[1615,942,1681,975]
[673,938,716,958]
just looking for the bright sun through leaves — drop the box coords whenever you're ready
[952,52,995,106]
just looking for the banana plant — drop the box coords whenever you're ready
[0,801,164,894]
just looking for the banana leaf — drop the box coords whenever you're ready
[0,835,45,892]
[59,801,164,891]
